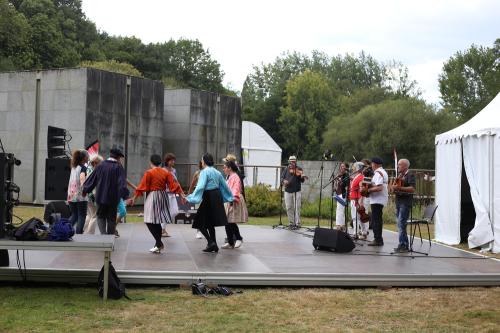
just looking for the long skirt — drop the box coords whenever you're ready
[144,190,171,225]
[192,189,228,229]
[225,194,248,223]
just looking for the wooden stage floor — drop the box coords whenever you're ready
[1,224,499,287]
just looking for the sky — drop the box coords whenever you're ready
[81,0,499,105]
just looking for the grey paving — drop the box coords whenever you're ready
[1,224,499,286]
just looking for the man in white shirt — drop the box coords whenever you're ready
[366,157,388,246]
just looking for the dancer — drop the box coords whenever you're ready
[188,161,204,239]
[67,149,89,234]
[161,153,179,237]
[127,154,185,253]
[83,154,103,234]
[82,147,129,235]
[187,153,233,253]
[221,160,248,249]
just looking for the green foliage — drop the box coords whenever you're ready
[245,184,281,217]
[301,198,335,219]
[0,0,34,70]
[278,70,338,159]
[323,98,457,168]
[80,60,142,77]
[1,1,229,93]
[439,39,500,122]
[242,51,419,161]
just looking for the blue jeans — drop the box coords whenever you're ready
[69,201,88,234]
[395,200,411,248]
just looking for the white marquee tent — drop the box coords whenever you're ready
[241,121,282,188]
[435,93,500,253]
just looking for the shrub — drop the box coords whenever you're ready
[245,184,281,217]
[301,198,335,219]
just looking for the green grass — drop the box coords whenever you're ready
[3,206,500,332]
[0,286,499,332]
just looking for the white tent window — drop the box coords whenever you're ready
[435,93,500,253]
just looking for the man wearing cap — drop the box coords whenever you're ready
[83,147,129,235]
[365,157,388,246]
[281,156,306,229]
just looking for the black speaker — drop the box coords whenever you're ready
[313,228,355,253]
[47,126,68,158]
[45,158,71,201]
[43,201,71,223]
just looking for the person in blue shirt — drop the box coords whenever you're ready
[187,153,233,253]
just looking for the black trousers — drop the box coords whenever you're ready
[96,203,118,235]
[225,224,242,245]
[199,226,216,244]
[370,204,384,243]
[146,223,163,248]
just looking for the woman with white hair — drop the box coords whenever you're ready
[349,162,369,239]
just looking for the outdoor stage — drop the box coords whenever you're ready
[0,224,499,287]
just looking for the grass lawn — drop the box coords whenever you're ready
[1,206,499,332]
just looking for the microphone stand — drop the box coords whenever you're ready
[273,166,287,230]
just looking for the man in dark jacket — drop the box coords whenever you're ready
[82,148,129,235]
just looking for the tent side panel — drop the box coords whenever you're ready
[435,142,462,244]
[464,136,495,248]
[493,137,500,253]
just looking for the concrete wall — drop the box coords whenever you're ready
[299,160,341,203]
[0,68,164,203]
[164,89,242,187]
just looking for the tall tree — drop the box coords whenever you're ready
[323,98,457,168]
[439,39,500,122]
[278,70,338,160]
[0,0,34,70]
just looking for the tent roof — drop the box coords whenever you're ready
[241,121,282,152]
[435,92,500,145]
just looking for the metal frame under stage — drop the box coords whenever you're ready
[0,268,499,287]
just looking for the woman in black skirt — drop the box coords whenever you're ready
[187,153,234,252]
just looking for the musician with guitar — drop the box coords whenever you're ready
[281,156,307,229]
[389,158,416,253]
[349,162,370,239]
[365,157,389,246]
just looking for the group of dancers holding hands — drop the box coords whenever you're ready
[67,147,247,254]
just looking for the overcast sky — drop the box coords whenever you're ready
[82,0,499,105]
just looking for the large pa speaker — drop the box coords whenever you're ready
[45,158,71,201]
[313,228,355,253]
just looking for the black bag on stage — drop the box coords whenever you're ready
[313,228,355,253]
[98,262,127,300]
[14,218,49,241]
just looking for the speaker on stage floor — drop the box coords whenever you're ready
[313,228,355,253]
[45,158,71,201]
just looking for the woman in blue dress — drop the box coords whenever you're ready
[187,153,233,253]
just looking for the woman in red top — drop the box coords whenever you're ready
[128,154,185,253]
[350,162,369,239]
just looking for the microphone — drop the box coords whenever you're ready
[322,150,334,161]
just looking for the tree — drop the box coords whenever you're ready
[80,60,142,77]
[323,98,457,168]
[278,70,338,160]
[0,0,34,70]
[439,40,500,122]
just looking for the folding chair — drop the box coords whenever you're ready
[408,204,437,248]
